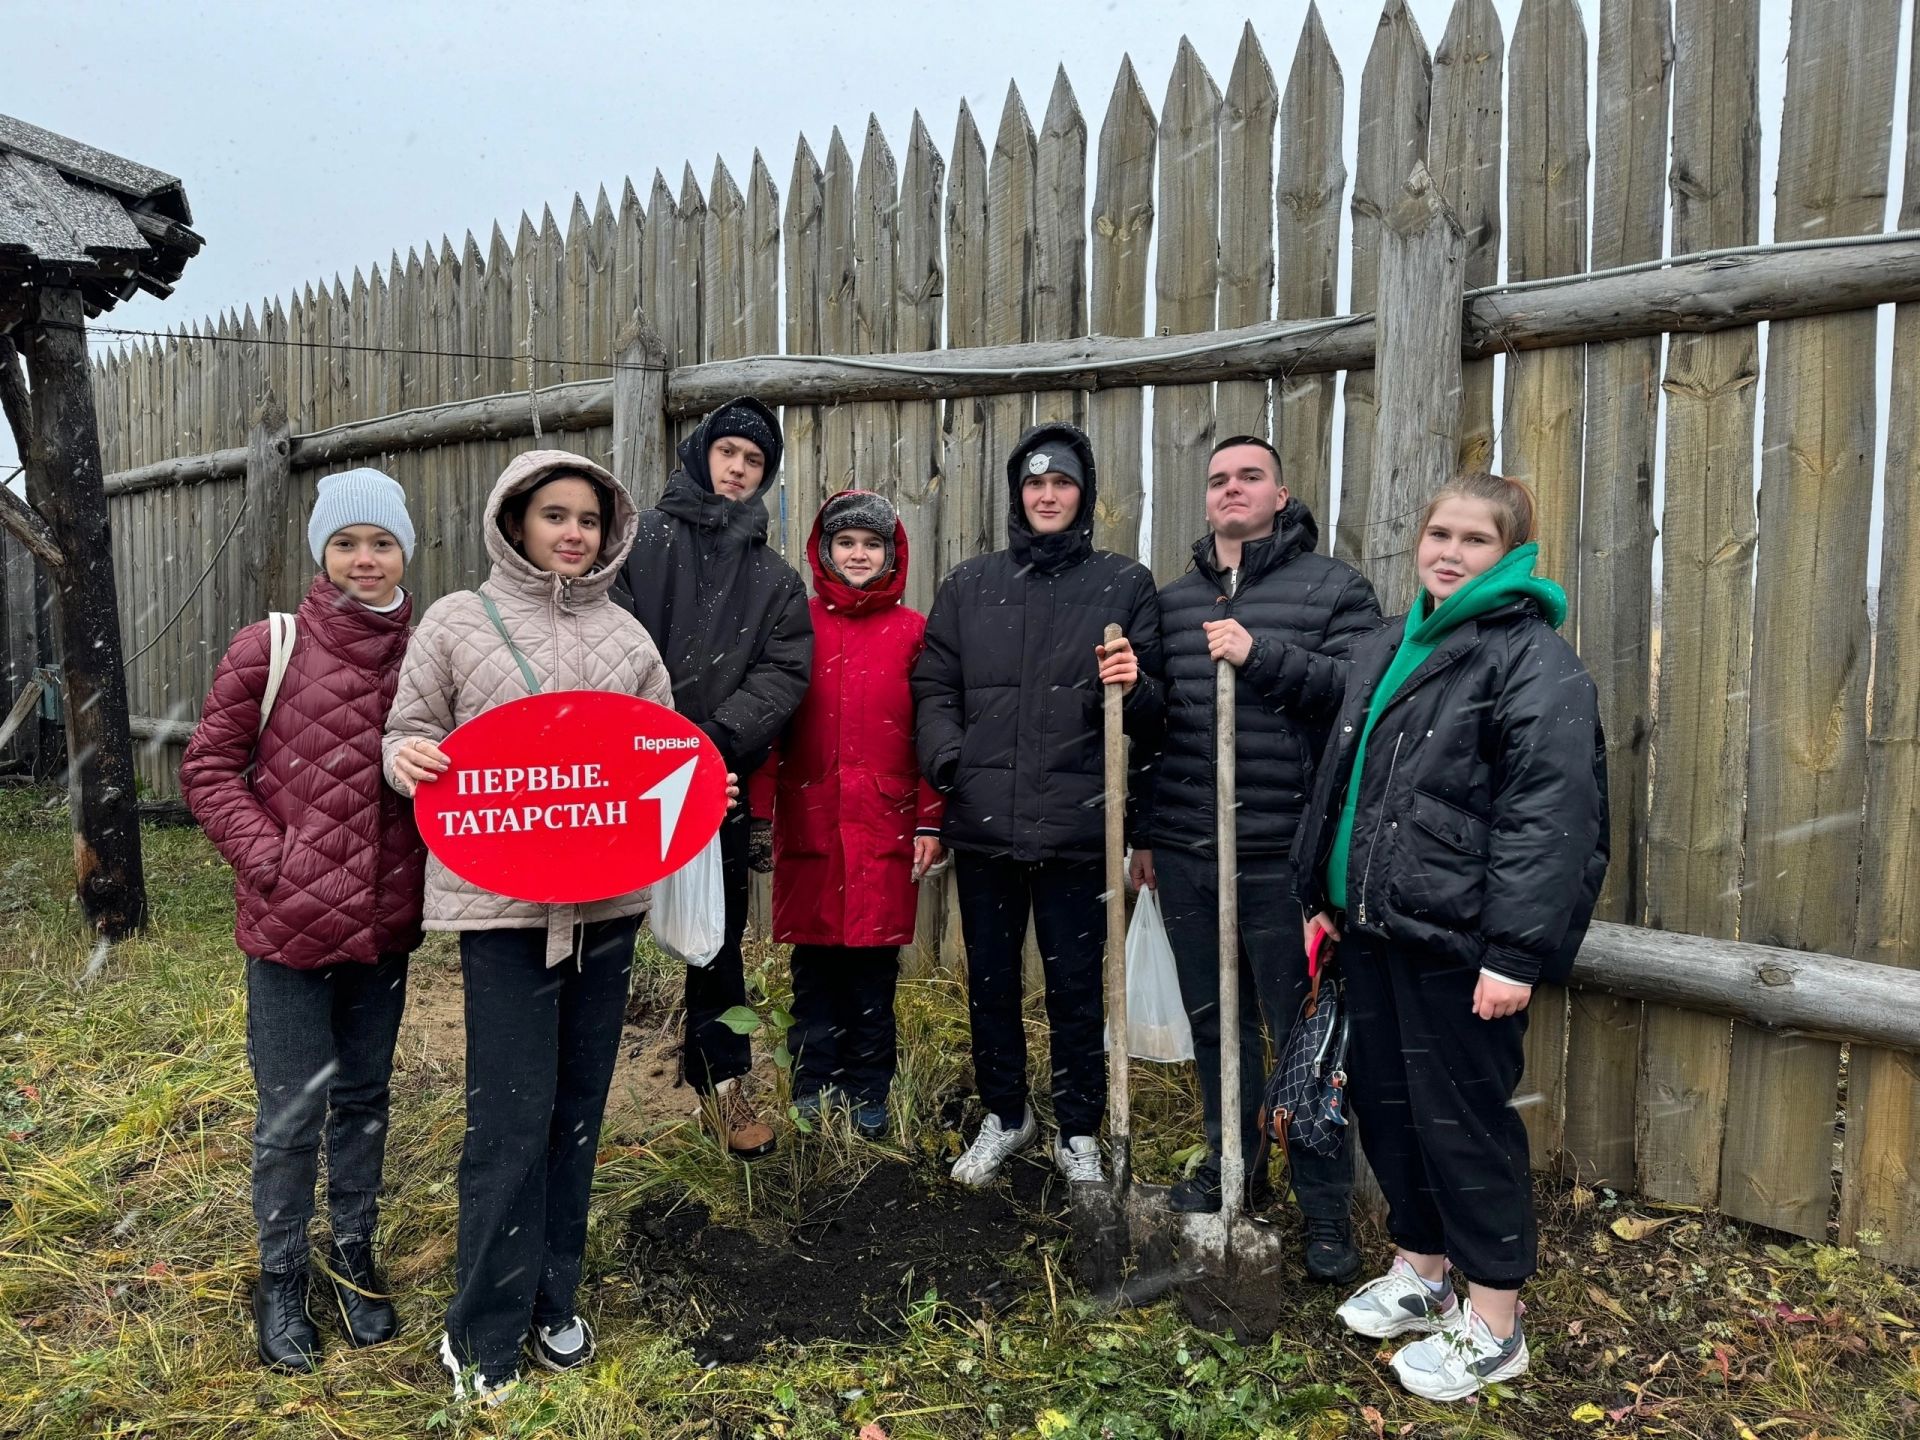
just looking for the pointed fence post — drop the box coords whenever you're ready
[1365,163,1465,617]
[243,393,292,617]
[612,312,669,502]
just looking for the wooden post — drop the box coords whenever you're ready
[20,288,147,938]
[1843,3,1920,1268]
[1365,162,1465,617]
[242,393,292,617]
[610,313,669,502]
[1563,0,1671,1190]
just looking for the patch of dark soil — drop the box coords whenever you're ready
[627,1157,1064,1362]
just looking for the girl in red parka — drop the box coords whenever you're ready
[759,490,943,1139]
[181,469,426,1375]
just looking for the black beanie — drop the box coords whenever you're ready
[1019,443,1085,487]
[818,490,898,583]
[705,400,781,473]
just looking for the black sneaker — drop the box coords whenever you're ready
[253,1264,320,1372]
[532,1315,596,1372]
[1167,1166,1276,1215]
[1303,1213,1363,1284]
[324,1238,398,1347]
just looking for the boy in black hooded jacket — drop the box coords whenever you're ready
[913,422,1163,1186]
[617,397,812,1159]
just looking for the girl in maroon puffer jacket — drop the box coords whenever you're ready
[755,490,943,1140]
[181,469,425,1375]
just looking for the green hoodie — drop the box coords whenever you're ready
[1324,543,1567,913]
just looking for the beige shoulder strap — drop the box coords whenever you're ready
[257,612,298,735]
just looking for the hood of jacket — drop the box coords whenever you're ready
[653,396,783,548]
[1410,541,1567,642]
[483,449,638,607]
[1006,421,1097,575]
[1192,496,1320,588]
[807,488,910,617]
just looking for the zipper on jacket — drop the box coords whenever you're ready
[1355,731,1405,928]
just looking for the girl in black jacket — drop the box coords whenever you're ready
[1292,472,1607,1402]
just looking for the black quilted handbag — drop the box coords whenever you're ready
[1260,943,1351,1158]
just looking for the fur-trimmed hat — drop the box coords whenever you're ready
[818,489,898,583]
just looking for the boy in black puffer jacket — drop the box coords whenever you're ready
[616,398,813,1161]
[1130,435,1380,1280]
[913,422,1163,1187]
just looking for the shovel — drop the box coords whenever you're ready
[1169,656,1294,1337]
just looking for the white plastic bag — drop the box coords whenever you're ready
[1125,887,1194,1063]
[649,833,725,968]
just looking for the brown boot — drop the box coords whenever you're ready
[712,1077,776,1160]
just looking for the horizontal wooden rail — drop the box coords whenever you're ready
[1570,922,1920,1053]
[99,232,1920,495]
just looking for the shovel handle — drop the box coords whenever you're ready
[1216,656,1244,1226]
[1102,623,1131,1191]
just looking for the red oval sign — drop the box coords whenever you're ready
[413,691,729,905]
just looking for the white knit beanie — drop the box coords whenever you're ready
[308,468,415,562]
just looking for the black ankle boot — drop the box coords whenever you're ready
[325,1239,399,1347]
[253,1264,320,1371]
[1303,1214,1362,1285]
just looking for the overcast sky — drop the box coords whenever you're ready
[2,0,1867,568]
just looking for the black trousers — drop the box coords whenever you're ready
[446,917,637,1373]
[1155,847,1353,1219]
[1341,933,1535,1287]
[682,809,752,1094]
[952,850,1106,1138]
[789,944,901,1105]
[246,953,409,1270]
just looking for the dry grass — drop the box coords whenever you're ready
[1,786,1917,1439]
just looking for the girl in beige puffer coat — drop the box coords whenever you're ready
[383,450,672,1400]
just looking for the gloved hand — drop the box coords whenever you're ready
[748,817,774,874]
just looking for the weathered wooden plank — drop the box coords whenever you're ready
[853,117,900,504]
[1088,56,1154,560]
[1502,0,1588,604]
[1216,23,1277,443]
[1843,7,1920,1267]
[1639,0,1759,1211]
[1428,0,1504,470]
[984,83,1037,552]
[612,316,670,513]
[1563,0,1670,1191]
[671,166,706,443]
[940,105,991,571]
[1501,0,1588,1173]
[703,158,752,365]
[1366,162,1464,619]
[1274,4,1344,527]
[820,129,858,498]
[1338,0,1430,562]
[1033,66,1088,432]
[895,114,945,612]
[1149,38,1221,581]
[613,179,646,338]
[784,136,826,561]
[1723,0,1899,1243]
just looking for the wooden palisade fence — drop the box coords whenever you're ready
[18,0,1919,1265]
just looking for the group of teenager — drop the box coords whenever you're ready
[181,396,1607,1407]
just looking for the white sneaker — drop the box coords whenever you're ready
[532,1314,595,1372]
[1390,1301,1528,1401]
[950,1107,1038,1187]
[1053,1134,1104,1183]
[439,1331,519,1407]
[1335,1256,1462,1340]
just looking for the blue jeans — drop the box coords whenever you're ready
[246,953,409,1270]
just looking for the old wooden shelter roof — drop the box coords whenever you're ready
[0,113,202,322]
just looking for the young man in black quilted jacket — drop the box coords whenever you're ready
[1129,435,1379,1281]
